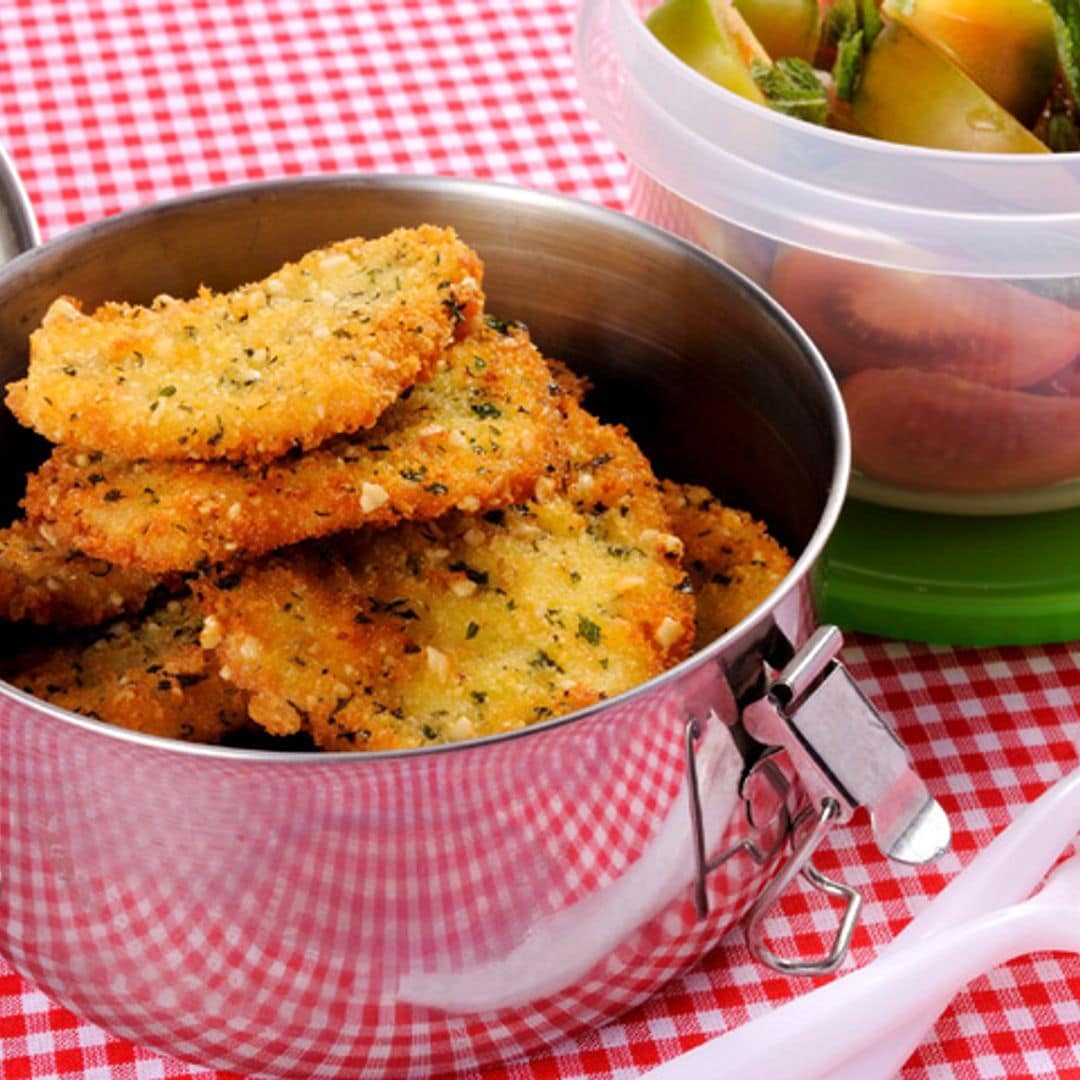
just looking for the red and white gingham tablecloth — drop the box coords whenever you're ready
[0,2,1078,1077]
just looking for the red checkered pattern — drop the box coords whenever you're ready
[0,2,1078,1078]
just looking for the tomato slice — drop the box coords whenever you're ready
[844,367,1080,492]
[771,250,1080,389]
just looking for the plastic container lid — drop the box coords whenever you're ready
[821,500,1080,646]
[575,0,1080,277]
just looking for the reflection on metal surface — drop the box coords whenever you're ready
[689,731,795,921]
[398,718,743,1013]
[0,654,801,1076]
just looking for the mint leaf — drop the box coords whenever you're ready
[751,58,829,124]
[860,0,883,47]
[1048,0,1080,105]
[824,0,858,47]
[1048,110,1080,151]
[833,27,864,101]
[823,0,874,99]
[1034,77,1079,153]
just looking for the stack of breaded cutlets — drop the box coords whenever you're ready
[0,226,790,751]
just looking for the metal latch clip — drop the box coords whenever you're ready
[693,624,951,976]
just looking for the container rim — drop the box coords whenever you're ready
[576,0,1080,276]
[0,171,851,764]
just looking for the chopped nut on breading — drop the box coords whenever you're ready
[360,482,390,513]
[654,616,685,650]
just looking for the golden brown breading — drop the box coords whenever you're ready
[9,595,248,743]
[23,323,567,573]
[5,225,484,462]
[0,518,165,629]
[660,481,793,649]
[197,404,695,752]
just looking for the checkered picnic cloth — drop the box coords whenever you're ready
[0,2,1077,1078]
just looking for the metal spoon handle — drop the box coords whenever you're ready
[0,146,38,263]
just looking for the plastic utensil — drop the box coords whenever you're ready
[834,765,1080,1079]
[640,766,1080,1079]
[643,850,1080,1080]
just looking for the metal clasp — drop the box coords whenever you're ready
[688,624,950,977]
[685,722,792,920]
[744,625,951,867]
[744,798,862,976]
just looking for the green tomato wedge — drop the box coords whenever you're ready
[646,0,768,103]
[734,0,822,62]
[852,22,1050,151]
[883,0,1059,126]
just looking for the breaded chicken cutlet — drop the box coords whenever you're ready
[660,481,793,649]
[24,322,568,572]
[9,595,249,743]
[0,519,166,629]
[5,225,484,462]
[197,403,695,751]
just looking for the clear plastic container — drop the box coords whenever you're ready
[575,0,1080,516]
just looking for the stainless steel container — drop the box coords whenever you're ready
[0,175,947,1078]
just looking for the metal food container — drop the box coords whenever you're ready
[0,175,948,1078]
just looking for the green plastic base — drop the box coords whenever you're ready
[819,499,1080,646]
